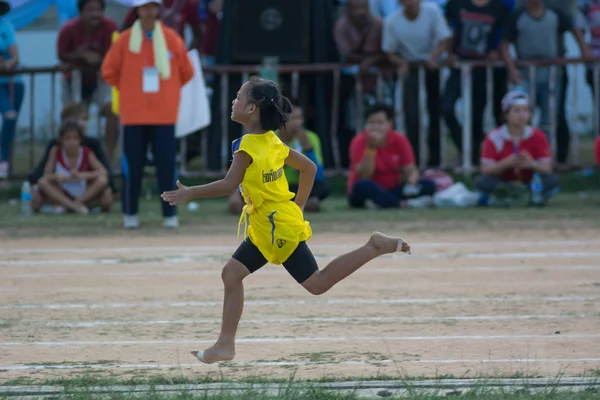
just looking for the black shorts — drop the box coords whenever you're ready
[232,238,319,283]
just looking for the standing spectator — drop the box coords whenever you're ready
[475,91,559,206]
[492,0,516,126]
[101,0,194,229]
[57,0,119,162]
[501,0,590,151]
[442,0,510,167]
[121,0,203,49]
[0,0,24,180]
[35,121,113,214]
[334,0,386,166]
[334,0,386,80]
[382,0,452,167]
[347,104,436,209]
[369,0,447,17]
[278,100,331,212]
[577,1,600,136]
[199,0,221,67]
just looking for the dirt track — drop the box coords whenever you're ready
[1,231,599,382]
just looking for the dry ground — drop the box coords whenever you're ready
[1,229,599,384]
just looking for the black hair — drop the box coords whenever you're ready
[246,77,292,131]
[365,103,395,121]
[59,120,85,140]
[78,0,105,13]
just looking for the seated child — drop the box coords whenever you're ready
[277,100,330,212]
[475,91,559,206]
[35,120,113,214]
[29,103,116,201]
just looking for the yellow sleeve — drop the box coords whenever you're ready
[232,135,256,160]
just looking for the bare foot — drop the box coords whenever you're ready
[191,343,235,364]
[368,232,411,255]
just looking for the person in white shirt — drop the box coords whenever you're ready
[382,0,451,166]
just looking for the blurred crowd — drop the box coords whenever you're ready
[0,0,598,227]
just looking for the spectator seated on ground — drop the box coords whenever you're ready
[34,120,113,214]
[475,91,559,207]
[29,103,117,212]
[278,100,331,212]
[347,103,436,209]
[228,100,332,214]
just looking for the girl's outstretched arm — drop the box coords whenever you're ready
[285,149,317,211]
[161,151,252,205]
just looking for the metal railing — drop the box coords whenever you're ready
[3,57,598,181]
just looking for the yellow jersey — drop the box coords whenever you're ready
[232,131,312,264]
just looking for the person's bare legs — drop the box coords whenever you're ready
[31,186,43,212]
[191,259,250,364]
[103,104,119,162]
[99,187,114,212]
[301,232,410,295]
[304,197,321,212]
[192,233,410,364]
[37,177,87,214]
[76,175,109,208]
[227,191,244,215]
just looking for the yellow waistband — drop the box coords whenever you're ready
[236,203,255,240]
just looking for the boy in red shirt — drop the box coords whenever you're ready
[347,104,436,208]
[475,91,559,206]
[595,136,600,167]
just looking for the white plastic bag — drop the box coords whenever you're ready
[176,49,211,138]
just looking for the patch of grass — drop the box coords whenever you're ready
[1,381,599,400]
[1,192,599,238]
[2,370,597,387]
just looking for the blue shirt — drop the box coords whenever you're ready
[496,0,516,46]
[0,19,22,83]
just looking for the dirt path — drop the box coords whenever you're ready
[1,231,599,383]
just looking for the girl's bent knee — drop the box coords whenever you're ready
[221,260,250,285]
[301,272,328,295]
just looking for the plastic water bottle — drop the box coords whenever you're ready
[530,173,543,205]
[20,181,32,217]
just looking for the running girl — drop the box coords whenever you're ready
[161,77,411,364]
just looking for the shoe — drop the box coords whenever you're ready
[124,215,140,229]
[406,195,434,209]
[163,216,179,229]
[365,200,380,210]
[0,162,8,179]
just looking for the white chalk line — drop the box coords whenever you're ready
[2,296,598,310]
[1,240,599,256]
[2,334,599,347]
[4,265,600,279]
[3,358,600,371]
[12,314,593,328]
[3,251,600,267]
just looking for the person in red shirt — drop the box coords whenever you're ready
[476,91,559,206]
[121,0,202,49]
[57,0,119,161]
[347,104,436,209]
